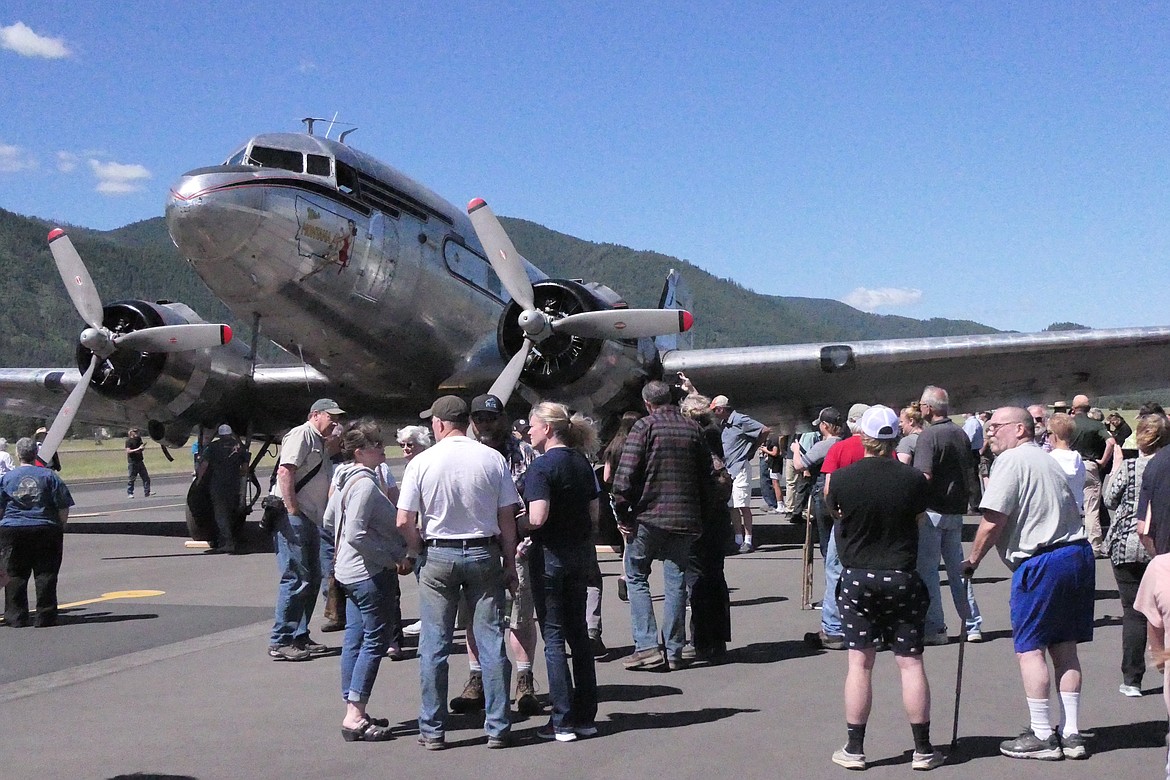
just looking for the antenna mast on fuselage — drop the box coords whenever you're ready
[300,117,358,144]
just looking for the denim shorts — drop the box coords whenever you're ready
[1010,541,1095,653]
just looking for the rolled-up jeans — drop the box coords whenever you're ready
[270,512,322,646]
[340,569,398,703]
[417,541,511,740]
[916,510,981,636]
[624,523,696,658]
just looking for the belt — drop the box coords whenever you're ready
[1031,539,1088,558]
[426,537,494,548]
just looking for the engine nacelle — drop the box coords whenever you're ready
[74,299,255,429]
[497,280,658,418]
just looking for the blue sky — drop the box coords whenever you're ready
[2,2,1168,333]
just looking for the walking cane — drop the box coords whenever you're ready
[949,572,973,757]
[800,493,815,610]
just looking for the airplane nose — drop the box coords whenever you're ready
[166,171,265,262]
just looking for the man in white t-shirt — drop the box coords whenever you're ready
[397,395,521,750]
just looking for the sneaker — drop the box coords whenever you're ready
[536,722,577,742]
[402,620,422,637]
[486,732,511,749]
[680,643,698,661]
[1060,731,1088,759]
[450,671,485,713]
[1119,683,1142,698]
[127,492,134,498]
[294,636,329,656]
[999,729,1063,760]
[589,632,607,659]
[417,734,446,751]
[911,751,946,770]
[573,723,599,738]
[320,620,345,633]
[738,541,754,554]
[515,669,542,716]
[831,747,867,770]
[923,632,949,646]
[617,579,628,602]
[622,647,666,671]
[818,630,847,650]
[268,644,311,662]
[144,490,151,498]
[965,630,983,643]
[667,656,691,671]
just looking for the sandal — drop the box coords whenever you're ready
[342,720,395,742]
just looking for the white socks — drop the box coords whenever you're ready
[1027,697,1052,739]
[1060,691,1081,737]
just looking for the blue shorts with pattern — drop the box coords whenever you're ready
[838,568,929,656]
[1009,540,1095,653]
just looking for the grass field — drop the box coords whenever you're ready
[45,439,406,481]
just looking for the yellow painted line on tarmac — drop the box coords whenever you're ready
[57,590,166,609]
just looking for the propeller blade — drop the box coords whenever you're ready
[467,199,534,310]
[38,353,99,464]
[48,228,105,329]
[552,308,694,340]
[488,340,533,407]
[114,324,233,353]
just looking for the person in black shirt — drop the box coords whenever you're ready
[125,427,151,498]
[521,401,601,742]
[825,405,943,771]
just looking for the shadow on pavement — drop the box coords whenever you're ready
[603,706,759,734]
[730,595,787,607]
[596,683,682,702]
[725,639,822,664]
[57,610,158,625]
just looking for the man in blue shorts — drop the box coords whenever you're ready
[964,406,1094,761]
[825,406,944,771]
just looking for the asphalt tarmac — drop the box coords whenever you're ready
[1,477,1167,780]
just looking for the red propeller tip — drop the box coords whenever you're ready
[467,198,487,213]
[222,325,233,344]
[48,228,65,242]
[680,311,694,332]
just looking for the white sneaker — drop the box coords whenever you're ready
[912,750,946,770]
[1119,683,1142,698]
[402,620,422,637]
[966,630,983,643]
[831,747,866,770]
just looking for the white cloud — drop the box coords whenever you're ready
[843,286,923,311]
[56,151,79,173]
[0,22,70,59]
[88,159,151,194]
[0,142,37,172]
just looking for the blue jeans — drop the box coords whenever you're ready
[531,542,598,730]
[270,512,322,646]
[625,524,695,658]
[916,511,981,636]
[759,455,777,509]
[821,527,843,635]
[340,569,398,703]
[319,525,335,599]
[417,542,511,740]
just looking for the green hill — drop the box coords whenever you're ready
[0,206,1000,371]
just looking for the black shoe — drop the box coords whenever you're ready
[320,620,345,633]
[1060,731,1088,759]
[589,632,608,659]
[269,644,311,661]
[417,734,446,750]
[294,636,329,656]
[999,729,1063,760]
[617,579,628,602]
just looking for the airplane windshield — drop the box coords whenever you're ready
[248,145,304,173]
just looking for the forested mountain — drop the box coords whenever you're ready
[0,206,999,370]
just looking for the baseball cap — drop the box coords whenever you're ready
[859,405,900,440]
[847,403,871,423]
[217,424,233,436]
[310,398,345,415]
[470,394,504,416]
[710,395,731,409]
[812,407,843,427]
[513,418,530,433]
[419,395,469,422]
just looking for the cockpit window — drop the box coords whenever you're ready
[307,154,331,176]
[248,145,304,173]
[224,147,247,166]
[336,161,360,195]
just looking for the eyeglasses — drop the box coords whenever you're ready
[399,441,415,447]
[985,421,1020,435]
[1033,416,1045,422]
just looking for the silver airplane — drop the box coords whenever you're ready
[5,125,1170,473]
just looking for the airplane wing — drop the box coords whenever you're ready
[662,326,1170,426]
[0,368,136,427]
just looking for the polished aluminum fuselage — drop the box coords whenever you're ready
[167,134,520,415]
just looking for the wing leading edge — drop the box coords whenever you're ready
[663,326,1170,427]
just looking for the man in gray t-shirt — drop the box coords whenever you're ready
[964,406,1093,761]
[711,395,770,553]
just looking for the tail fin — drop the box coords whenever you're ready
[655,269,693,353]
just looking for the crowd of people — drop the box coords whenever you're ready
[8,382,1170,773]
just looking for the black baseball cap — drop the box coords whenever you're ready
[470,394,505,416]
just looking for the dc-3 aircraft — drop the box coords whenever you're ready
[5,122,1170,482]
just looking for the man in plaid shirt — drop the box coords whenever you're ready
[613,380,714,671]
